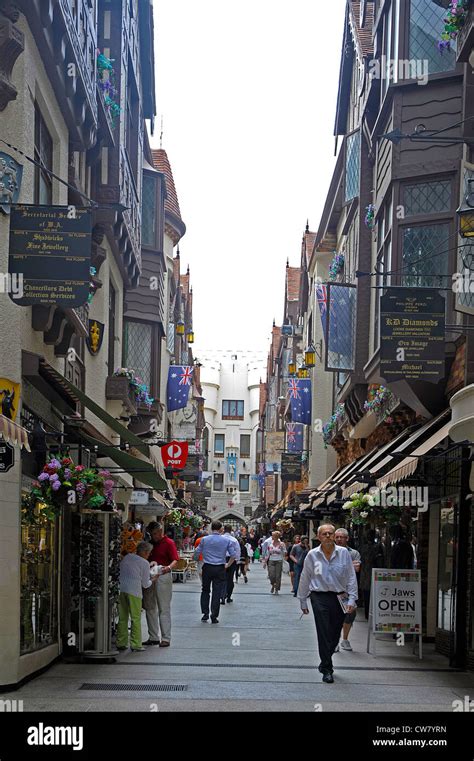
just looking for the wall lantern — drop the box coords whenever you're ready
[187,330,195,344]
[288,360,296,375]
[297,365,309,379]
[176,321,185,335]
[457,178,474,238]
[305,343,316,368]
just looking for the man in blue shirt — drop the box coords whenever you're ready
[194,521,240,623]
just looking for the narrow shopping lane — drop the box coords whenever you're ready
[5,563,474,713]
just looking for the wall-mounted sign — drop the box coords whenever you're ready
[179,453,200,483]
[86,319,105,355]
[0,441,15,473]
[0,153,23,214]
[281,452,302,482]
[161,441,189,471]
[129,490,149,505]
[380,288,445,384]
[0,378,20,420]
[281,325,293,336]
[8,205,91,307]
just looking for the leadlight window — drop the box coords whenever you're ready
[403,180,452,217]
[345,131,360,203]
[240,434,251,458]
[409,0,456,75]
[214,434,225,456]
[401,223,450,288]
[34,103,53,204]
[239,475,250,492]
[222,400,244,419]
[142,174,157,246]
[124,321,152,389]
[214,473,224,491]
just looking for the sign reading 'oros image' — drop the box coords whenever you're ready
[8,204,91,307]
[372,569,421,634]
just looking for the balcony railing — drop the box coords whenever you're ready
[105,376,137,416]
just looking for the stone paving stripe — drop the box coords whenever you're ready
[79,683,188,692]
[111,661,464,672]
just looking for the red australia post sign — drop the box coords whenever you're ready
[160,441,189,471]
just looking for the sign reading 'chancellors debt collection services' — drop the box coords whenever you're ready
[8,205,91,307]
[380,287,445,383]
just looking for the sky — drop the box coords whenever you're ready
[152,0,347,355]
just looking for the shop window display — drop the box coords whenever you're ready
[20,500,58,654]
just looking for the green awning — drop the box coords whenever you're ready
[61,376,150,456]
[81,433,168,491]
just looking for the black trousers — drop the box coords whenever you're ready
[222,563,235,601]
[201,563,226,618]
[310,592,346,674]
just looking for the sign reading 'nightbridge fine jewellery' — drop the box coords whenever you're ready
[380,287,445,384]
[8,204,92,307]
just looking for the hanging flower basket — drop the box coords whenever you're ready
[97,50,121,128]
[113,368,154,409]
[322,403,345,446]
[342,492,405,526]
[328,251,345,281]
[365,204,376,230]
[28,457,116,522]
[439,0,468,52]
[363,385,395,423]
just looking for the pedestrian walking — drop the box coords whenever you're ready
[263,531,287,594]
[299,524,358,683]
[287,535,301,592]
[360,529,385,620]
[236,537,249,583]
[143,522,179,648]
[221,525,240,604]
[248,529,259,563]
[194,521,240,623]
[334,528,361,651]
[116,541,155,653]
[291,535,309,597]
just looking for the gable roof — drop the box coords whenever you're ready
[151,148,183,221]
[286,266,301,302]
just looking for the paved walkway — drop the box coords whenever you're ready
[3,562,474,712]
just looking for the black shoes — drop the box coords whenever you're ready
[220,599,226,605]
[201,614,209,622]
[211,617,219,624]
[322,673,334,683]
[318,665,334,675]
[244,577,248,583]
[226,598,233,603]
[143,639,160,646]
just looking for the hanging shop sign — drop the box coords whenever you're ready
[86,319,105,355]
[281,325,293,336]
[0,378,20,420]
[160,441,189,471]
[0,152,23,215]
[372,569,421,634]
[179,453,200,482]
[8,204,92,307]
[129,490,149,505]
[380,288,445,384]
[281,452,302,482]
[0,441,15,473]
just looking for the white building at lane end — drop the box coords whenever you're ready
[198,350,267,526]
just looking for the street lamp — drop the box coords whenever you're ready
[305,343,316,368]
[297,365,309,379]
[457,179,474,238]
[288,360,296,376]
[187,329,195,344]
[176,321,185,336]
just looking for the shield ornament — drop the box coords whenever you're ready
[0,378,20,420]
[86,319,105,355]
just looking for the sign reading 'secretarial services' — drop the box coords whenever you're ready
[8,205,91,307]
[380,287,445,384]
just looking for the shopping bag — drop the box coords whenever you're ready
[254,548,260,560]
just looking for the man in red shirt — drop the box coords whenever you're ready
[144,522,179,647]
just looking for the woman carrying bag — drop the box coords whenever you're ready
[263,531,287,594]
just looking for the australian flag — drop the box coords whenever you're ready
[288,378,312,425]
[316,282,328,337]
[286,422,303,453]
[167,365,193,412]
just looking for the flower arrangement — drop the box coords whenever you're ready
[97,50,121,128]
[88,266,98,304]
[363,385,395,421]
[121,524,143,555]
[113,368,154,409]
[328,251,345,281]
[28,456,115,520]
[322,403,345,445]
[365,203,376,230]
[165,507,202,530]
[276,519,294,533]
[439,0,468,52]
[342,492,404,526]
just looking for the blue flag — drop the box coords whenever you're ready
[286,422,303,453]
[167,365,193,412]
[287,378,312,425]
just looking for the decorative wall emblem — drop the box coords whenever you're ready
[86,319,105,355]
[0,152,22,213]
[0,378,20,420]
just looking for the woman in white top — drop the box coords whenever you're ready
[263,531,287,594]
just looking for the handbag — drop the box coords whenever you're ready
[142,584,155,611]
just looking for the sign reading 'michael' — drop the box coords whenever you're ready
[8,204,91,307]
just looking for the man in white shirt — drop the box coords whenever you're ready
[299,524,358,683]
[117,541,155,652]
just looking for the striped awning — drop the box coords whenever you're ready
[0,414,30,450]
[376,421,452,488]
